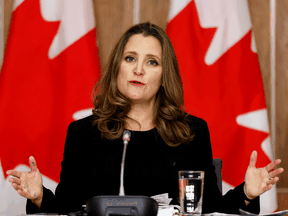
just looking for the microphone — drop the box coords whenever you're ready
[119,130,131,196]
[123,130,131,145]
[86,130,158,216]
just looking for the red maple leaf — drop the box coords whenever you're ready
[0,0,100,182]
[167,1,270,186]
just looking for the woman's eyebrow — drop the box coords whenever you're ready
[123,51,137,56]
[146,54,161,61]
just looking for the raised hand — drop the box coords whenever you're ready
[6,156,43,208]
[244,150,284,200]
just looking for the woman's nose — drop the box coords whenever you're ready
[134,62,144,75]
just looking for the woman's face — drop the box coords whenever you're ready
[117,34,163,105]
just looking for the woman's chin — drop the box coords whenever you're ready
[127,94,143,101]
[126,93,156,105]
[129,97,144,103]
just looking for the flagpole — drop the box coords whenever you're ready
[134,0,140,24]
[270,0,276,159]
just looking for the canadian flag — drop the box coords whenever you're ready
[0,0,100,214]
[167,0,276,214]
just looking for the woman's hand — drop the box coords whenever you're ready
[6,156,43,208]
[244,150,284,200]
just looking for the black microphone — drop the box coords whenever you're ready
[86,130,158,216]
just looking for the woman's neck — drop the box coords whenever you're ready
[126,103,155,131]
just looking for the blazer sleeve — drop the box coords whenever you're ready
[26,186,57,214]
[26,116,95,214]
[197,118,260,214]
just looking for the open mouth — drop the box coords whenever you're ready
[130,81,145,85]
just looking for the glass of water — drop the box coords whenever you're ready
[178,171,205,215]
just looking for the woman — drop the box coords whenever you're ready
[7,22,283,214]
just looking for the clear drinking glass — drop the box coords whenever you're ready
[178,171,205,215]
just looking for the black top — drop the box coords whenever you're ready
[26,114,260,214]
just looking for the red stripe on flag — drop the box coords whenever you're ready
[167,0,270,187]
[0,0,100,182]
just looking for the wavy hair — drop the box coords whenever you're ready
[92,22,194,146]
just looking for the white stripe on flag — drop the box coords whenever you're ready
[168,0,191,22]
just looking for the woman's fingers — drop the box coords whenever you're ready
[6,170,22,178]
[29,156,38,172]
[268,167,284,178]
[262,184,273,193]
[265,159,282,172]
[5,156,42,200]
[248,150,257,168]
[265,168,283,186]
[7,156,38,176]
[266,176,279,185]
[9,177,21,185]
[11,182,23,191]
[10,177,28,191]
[10,178,31,198]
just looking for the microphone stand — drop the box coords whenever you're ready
[119,130,130,196]
[86,130,158,216]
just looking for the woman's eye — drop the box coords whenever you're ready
[125,56,134,62]
[148,60,158,66]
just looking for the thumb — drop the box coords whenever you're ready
[249,150,257,168]
[29,156,38,172]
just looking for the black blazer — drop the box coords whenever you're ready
[27,114,259,214]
